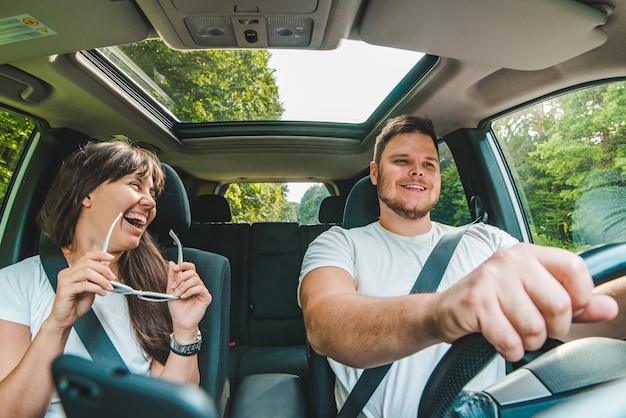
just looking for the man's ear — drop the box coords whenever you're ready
[369,161,378,185]
[82,195,92,208]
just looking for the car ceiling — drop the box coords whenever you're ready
[0,0,625,185]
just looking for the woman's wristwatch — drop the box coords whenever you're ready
[169,330,202,356]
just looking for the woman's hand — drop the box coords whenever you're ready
[166,261,212,336]
[48,251,115,331]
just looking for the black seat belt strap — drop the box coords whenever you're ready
[39,234,128,370]
[337,224,470,418]
[410,226,468,294]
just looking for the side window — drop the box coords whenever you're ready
[224,182,330,223]
[492,80,626,251]
[0,109,36,207]
[431,142,471,226]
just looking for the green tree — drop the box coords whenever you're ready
[0,110,35,203]
[298,185,330,224]
[494,81,626,249]
[432,146,471,226]
[117,40,284,122]
[225,183,297,223]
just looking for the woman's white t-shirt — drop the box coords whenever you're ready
[0,256,152,417]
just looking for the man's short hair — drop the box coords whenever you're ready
[373,115,439,164]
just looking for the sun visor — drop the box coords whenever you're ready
[0,2,151,65]
[358,0,609,71]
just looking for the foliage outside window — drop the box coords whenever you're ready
[492,80,626,251]
[0,110,35,206]
[431,143,471,226]
[297,184,331,224]
[113,40,284,122]
[104,39,422,124]
[224,182,329,224]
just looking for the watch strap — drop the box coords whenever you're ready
[169,330,202,356]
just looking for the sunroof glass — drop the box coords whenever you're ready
[98,39,423,124]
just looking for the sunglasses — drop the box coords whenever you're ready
[102,212,180,302]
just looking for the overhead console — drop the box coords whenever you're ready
[135,0,334,49]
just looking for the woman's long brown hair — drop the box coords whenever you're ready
[38,139,173,364]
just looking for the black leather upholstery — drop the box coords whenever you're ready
[149,165,232,417]
[192,194,233,223]
[181,195,250,357]
[342,176,379,229]
[149,163,192,235]
[318,196,345,225]
[230,373,306,418]
[234,222,309,384]
[307,176,381,418]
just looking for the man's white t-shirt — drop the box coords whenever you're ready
[0,255,152,418]
[298,221,519,418]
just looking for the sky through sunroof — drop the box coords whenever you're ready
[100,39,423,124]
[269,40,423,122]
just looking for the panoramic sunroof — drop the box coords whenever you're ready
[98,39,424,125]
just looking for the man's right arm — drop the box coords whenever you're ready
[300,266,441,369]
[301,244,619,368]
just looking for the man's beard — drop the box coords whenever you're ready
[376,177,437,220]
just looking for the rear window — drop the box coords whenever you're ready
[224,182,330,224]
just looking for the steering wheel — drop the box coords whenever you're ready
[417,242,626,418]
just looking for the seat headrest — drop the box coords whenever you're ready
[318,196,345,224]
[343,176,379,229]
[148,163,191,235]
[192,195,232,223]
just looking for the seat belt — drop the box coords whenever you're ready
[39,234,128,370]
[337,223,471,418]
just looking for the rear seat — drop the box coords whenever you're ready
[180,194,345,392]
[179,195,251,354]
[236,222,307,381]
[318,195,346,226]
[300,195,345,250]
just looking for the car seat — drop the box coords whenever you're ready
[148,164,232,417]
[306,176,378,418]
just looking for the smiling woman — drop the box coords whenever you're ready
[0,139,211,418]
